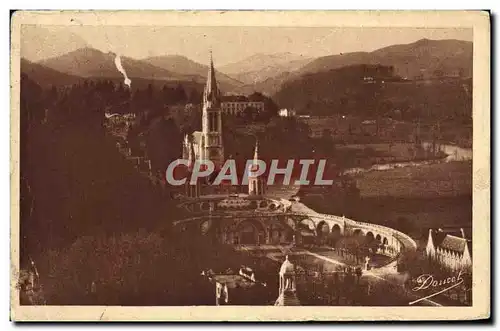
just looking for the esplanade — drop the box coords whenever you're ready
[173,51,417,269]
[172,192,417,267]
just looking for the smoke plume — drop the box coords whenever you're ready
[114,54,131,88]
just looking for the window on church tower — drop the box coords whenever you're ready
[208,112,216,132]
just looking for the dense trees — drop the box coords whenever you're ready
[18,71,295,305]
[20,76,187,260]
[144,116,182,172]
[274,64,472,124]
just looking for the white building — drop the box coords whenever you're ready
[221,101,265,116]
[278,108,296,117]
[425,228,472,271]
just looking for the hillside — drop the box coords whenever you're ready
[246,39,472,96]
[230,71,296,96]
[274,64,472,120]
[142,55,244,92]
[298,39,472,80]
[39,47,192,81]
[21,58,82,87]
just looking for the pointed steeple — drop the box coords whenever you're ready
[188,140,196,170]
[253,139,259,161]
[204,50,220,104]
[426,229,435,257]
[249,138,260,174]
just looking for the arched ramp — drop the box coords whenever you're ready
[317,221,330,236]
[235,219,266,245]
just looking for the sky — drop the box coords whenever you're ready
[21,25,473,66]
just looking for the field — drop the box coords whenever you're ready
[353,160,472,198]
[303,160,472,246]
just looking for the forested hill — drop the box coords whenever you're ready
[19,74,180,262]
[296,38,473,80]
[274,64,472,121]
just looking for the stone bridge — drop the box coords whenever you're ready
[172,198,417,254]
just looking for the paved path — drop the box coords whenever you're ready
[302,250,346,267]
[302,249,443,307]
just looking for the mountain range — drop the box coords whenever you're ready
[21,38,472,101]
[39,48,186,82]
[243,38,473,96]
[219,52,312,85]
[297,38,472,79]
[141,55,244,91]
[21,58,82,87]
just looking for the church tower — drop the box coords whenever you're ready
[248,139,266,196]
[202,51,224,169]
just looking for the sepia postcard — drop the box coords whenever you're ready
[10,10,490,321]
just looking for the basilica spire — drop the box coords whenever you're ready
[253,139,259,162]
[204,50,220,104]
[249,138,260,175]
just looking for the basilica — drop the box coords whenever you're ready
[181,52,265,198]
[182,52,225,169]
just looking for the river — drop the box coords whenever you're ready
[342,143,472,176]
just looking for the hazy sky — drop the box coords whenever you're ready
[22,25,472,65]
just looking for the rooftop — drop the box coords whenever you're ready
[431,229,471,255]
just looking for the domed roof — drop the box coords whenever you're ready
[279,256,295,275]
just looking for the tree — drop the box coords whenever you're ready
[248,92,279,121]
[187,88,202,105]
[395,216,415,235]
[242,106,258,122]
[145,116,182,172]
[174,84,187,104]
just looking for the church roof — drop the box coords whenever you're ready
[221,95,249,102]
[431,230,470,255]
[439,235,468,254]
[203,51,220,104]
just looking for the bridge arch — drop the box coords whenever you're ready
[353,228,364,237]
[298,218,316,232]
[365,231,375,242]
[331,223,342,237]
[233,218,267,245]
[268,220,293,244]
[317,221,330,236]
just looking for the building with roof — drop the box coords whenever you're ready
[278,108,296,117]
[425,228,472,271]
[181,52,266,198]
[221,100,265,116]
[203,266,268,305]
[182,52,224,170]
